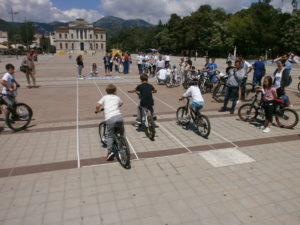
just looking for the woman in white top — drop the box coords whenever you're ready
[273,59,290,97]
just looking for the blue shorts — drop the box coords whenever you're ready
[190,101,204,109]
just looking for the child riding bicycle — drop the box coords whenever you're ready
[1,64,20,114]
[179,79,205,121]
[95,84,124,161]
[128,74,157,124]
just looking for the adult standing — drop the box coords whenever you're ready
[123,53,130,74]
[164,54,170,68]
[208,58,218,83]
[252,56,266,87]
[273,59,290,97]
[218,60,245,114]
[137,52,144,75]
[156,55,165,72]
[239,56,253,100]
[76,55,84,78]
[103,53,111,75]
[109,53,114,73]
[22,53,37,88]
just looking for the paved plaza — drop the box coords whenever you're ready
[0,54,300,225]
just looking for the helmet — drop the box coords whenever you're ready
[172,64,176,68]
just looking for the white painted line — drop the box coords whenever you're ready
[154,96,177,111]
[93,81,139,160]
[156,121,192,153]
[76,78,81,168]
[211,130,238,148]
[126,137,139,160]
[199,148,255,167]
[118,86,138,106]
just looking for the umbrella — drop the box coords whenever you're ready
[150,48,158,52]
[0,44,8,49]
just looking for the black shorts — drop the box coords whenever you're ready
[105,65,110,70]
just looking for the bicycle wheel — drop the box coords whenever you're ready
[176,106,189,125]
[244,82,255,101]
[146,115,155,140]
[238,104,258,122]
[275,108,299,129]
[196,114,211,138]
[212,83,225,102]
[98,122,107,145]
[116,136,131,168]
[298,82,300,92]
[6,103,32,131]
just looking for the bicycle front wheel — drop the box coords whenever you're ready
[238,104,258,122]
[196,114,211,138]
[212,83,225,102]
[146,115,155,140]
[176,106,189,125]
[6,103,33,131]
[244,83,255,101]
[116,136,131,168]
[275,108,299,129]
[98,122,107,145]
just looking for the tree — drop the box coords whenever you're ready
[19,22,35,46]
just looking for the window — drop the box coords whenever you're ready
[65,34,67,39]
[90,43,93,50]
[90,34,92,39]
[65,43,68,49]
[72,43,74,49]
[95,35,98,39]
[96,43,98,49]
[59,33,62,39]
[101,35,103,40]
[60,43,62,49]
[101,43,103,50]
[71,34,73,39]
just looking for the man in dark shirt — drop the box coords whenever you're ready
[128,74,157,124]
[252,56,265,87]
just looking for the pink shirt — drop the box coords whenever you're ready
[263,87,276,101]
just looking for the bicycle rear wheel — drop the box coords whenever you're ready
[238,104,258,122]
[116,136,131,168]
[196,114,211,138]
[98,122,107,145]
[146,115,155,140]
[6,103,32,131]
[275,108,299,129]
[176,106,189,125]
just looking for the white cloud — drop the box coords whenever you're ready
[0,0,103,23]
[271,0,294,13]
[100,0,251,24]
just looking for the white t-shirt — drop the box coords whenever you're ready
[2,72,17,96]
[157,60,165,68]
[98,95,123,120]
[157,69,167,80]
[137,55,143,64]
[274,70,283,89]
[165,55,170,61]
[183,86,204,103]
[243,61,252,75]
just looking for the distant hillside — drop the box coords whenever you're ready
[0,16,153,35]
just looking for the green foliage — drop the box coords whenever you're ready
[108,2,298,57]
[39,35,51,52]
[19,22,35,46]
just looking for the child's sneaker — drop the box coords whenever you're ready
[106,152,115,161]
[262,127,270,133]
[259,125,265,129]
[183,114,191,121]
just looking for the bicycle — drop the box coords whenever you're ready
[176,97,211,138]
[298,76,300,92]
[137,106,156,141]
[166,72,181,88]
[212,73,228,102]
[198,71,213,94]
[238,92,299,129]
[97,109,131,169]
[0,87,33,131]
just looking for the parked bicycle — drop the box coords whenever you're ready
[165,72,181,88]
[176,97,211,138]
[97,109,131,169]
[212,73,228,102]
[238,92,299,129]
[198,71,213,94]
[0,86,33,131]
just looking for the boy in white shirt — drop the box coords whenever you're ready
[95,84,124,161]
[1,64,20,113]
[179,79,205,120]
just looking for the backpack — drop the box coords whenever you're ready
[279,94,291,107]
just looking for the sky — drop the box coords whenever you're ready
[0,0,296,24]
